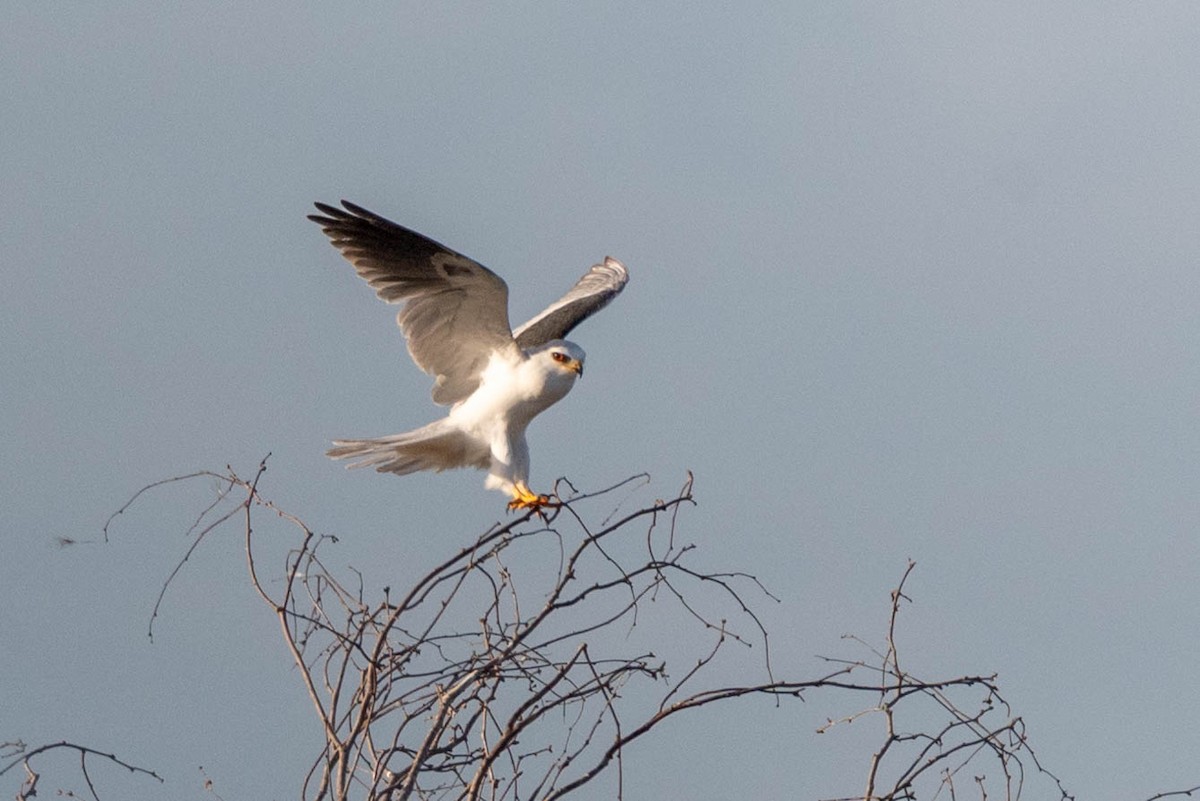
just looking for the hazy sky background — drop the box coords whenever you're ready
[4,3,1199,799]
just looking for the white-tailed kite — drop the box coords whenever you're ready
[309,200,629,510]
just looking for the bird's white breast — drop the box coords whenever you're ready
[448,349,578,437]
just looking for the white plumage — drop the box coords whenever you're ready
[310,201,628,510]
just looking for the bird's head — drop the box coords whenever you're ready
[537,340,586,379]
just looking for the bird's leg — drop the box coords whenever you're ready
[507,482,552,513]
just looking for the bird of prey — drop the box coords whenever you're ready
[309,200,629,511]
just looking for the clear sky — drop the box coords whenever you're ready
[4,3,1198,799]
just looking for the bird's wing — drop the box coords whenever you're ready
[512,257,629,350]
[310,201,520,405]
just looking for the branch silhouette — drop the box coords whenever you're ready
[0,739,162,801]
[18,458,1190,799]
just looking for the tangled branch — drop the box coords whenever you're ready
[816,561,1070,801]
[25,458,1187,799]
[103,458,1068,801]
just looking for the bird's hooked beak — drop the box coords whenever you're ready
[567,358,583,377]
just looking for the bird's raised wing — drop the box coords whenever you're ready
[310,200,520,405]
[513,257,629,350]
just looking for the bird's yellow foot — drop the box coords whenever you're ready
[507,483,552,513]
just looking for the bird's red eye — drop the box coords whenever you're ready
[552,352,568,363]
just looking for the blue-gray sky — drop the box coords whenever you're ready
[4,3,1198,799]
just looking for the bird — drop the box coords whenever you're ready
[309,200,629,511]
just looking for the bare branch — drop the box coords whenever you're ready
[0,740,162,801]
[1145,786,1200,801]
[30,464,1180,800]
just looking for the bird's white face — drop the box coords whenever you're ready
[540,340,586,379]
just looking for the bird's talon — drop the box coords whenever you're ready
[507,486,555,515]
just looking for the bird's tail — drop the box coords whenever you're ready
[328,420,489,475]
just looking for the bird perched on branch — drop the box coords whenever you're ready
[309,200,629,511]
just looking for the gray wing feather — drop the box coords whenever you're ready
[513,257,629,350]
[310,201,520,405]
